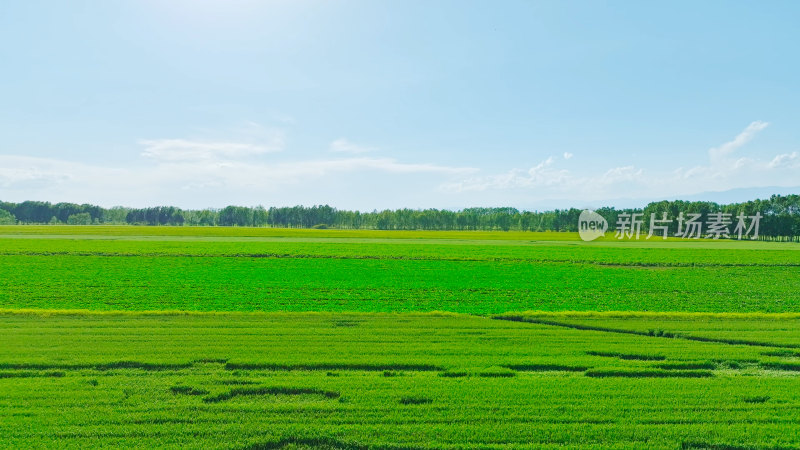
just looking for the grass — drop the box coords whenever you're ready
[438,371,469,378]
[169,385,208,396]
[741,396,771,404]
[655,362,718,370]
[398,396,433,405]
[1,227,800,313]
[500,313,800,350]
[584,369,715,378]
[502,364,589,372]
[586,350,667,361]
[223,362,443,372]
[2,226,800,448]
[0,312,799,448]
[761,362,800,371]
[498,315,800,348]
[202,386,341,403]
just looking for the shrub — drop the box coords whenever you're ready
[67,213,92,225]
[0,209,16,225]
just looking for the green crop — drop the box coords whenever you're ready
[2,227,799,448]
[0,311,799,449]
[1,227,799,313]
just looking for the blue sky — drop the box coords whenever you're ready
[1,0,799,210]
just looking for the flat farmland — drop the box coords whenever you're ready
[2,311,800,449]
[1,226,799,313]
[1,226,800,449]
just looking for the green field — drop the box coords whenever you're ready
[1,227,799,448]
[1,226,799,313]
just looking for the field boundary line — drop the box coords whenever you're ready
[496,311,800,320]
[493,315,800,349]
[3,308,800,320]
[0,308,471,318]
[3,250,800,268]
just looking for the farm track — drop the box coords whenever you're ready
[493,315,800,349]
[3,250,800,268]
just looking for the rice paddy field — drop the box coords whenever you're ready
[1,226,800,449]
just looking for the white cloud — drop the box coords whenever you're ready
[0,148,476,207]
[442,157,571,192]
[680,121,771,181]
[442,159,650,198]
[0,156,73,189]
[441,121,800,202]
[329,138,375,154]
[242,157,477,180]
[0,155,140,204]
[708,120,768,162]
[769,152,799,169]
[140,137,284,162]
[0,155,132,188]
[2,121,797,209]
[563,152,573,160]
[349,158,476,174]
[598,166,644,185]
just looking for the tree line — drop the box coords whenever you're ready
[1,195,799,239]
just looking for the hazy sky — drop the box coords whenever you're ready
[1,0,799,210]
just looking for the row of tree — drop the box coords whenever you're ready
[1,195,799,238]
